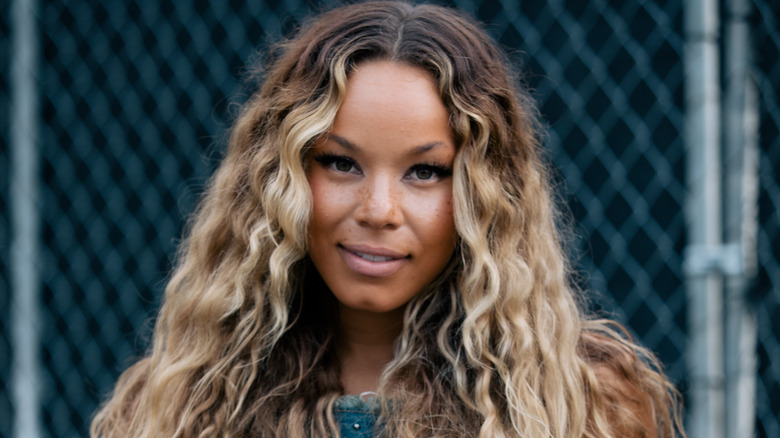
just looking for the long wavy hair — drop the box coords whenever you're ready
[92,2,684,437]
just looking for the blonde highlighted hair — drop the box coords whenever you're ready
[92,1,684,437]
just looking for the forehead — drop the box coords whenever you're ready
[344,60,438,95]
[333,61,451,140]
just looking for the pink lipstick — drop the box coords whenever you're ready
[338,244,408,277]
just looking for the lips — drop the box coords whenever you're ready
[338,244,408,277]
[354,252,396,262]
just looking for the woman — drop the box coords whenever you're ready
[92,1,684,437]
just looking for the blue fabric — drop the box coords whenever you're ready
[333,394,379,438]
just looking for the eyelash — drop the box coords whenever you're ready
[409,162,453,180]
[313,153,359,173]
[313,153,452,180]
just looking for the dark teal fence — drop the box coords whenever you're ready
[1,0,777,436]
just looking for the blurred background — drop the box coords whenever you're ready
[1,0,777,437]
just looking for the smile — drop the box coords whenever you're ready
[338,244,408,277]
[354,252,396,262]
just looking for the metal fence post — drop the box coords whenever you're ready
[724,0,759,437]
[684,0,726,437]
[10,0,41,437]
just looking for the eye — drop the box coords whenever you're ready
[407,163,452,182]
[413,167,434,180]
[314,153,359,174]
[334,157,354,172]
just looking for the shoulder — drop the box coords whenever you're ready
[578,326,668,438]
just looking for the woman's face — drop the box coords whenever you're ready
[306,60,457,316]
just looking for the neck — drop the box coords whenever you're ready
[337,305,404,395]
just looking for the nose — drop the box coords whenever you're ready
[354,175,403,229]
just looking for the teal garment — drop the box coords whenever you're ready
[333,393,379,438]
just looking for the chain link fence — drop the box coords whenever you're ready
[469,0,690,391]
[753,1,780,436]
[1,0,778,437]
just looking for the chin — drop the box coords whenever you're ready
[336,293,410,315]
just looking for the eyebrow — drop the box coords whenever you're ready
[329,134,444,156]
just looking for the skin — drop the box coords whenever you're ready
[306,60,457,394]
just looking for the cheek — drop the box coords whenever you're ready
[307,174,329,237]
[308,173,351,232]
[413,189,456,248]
